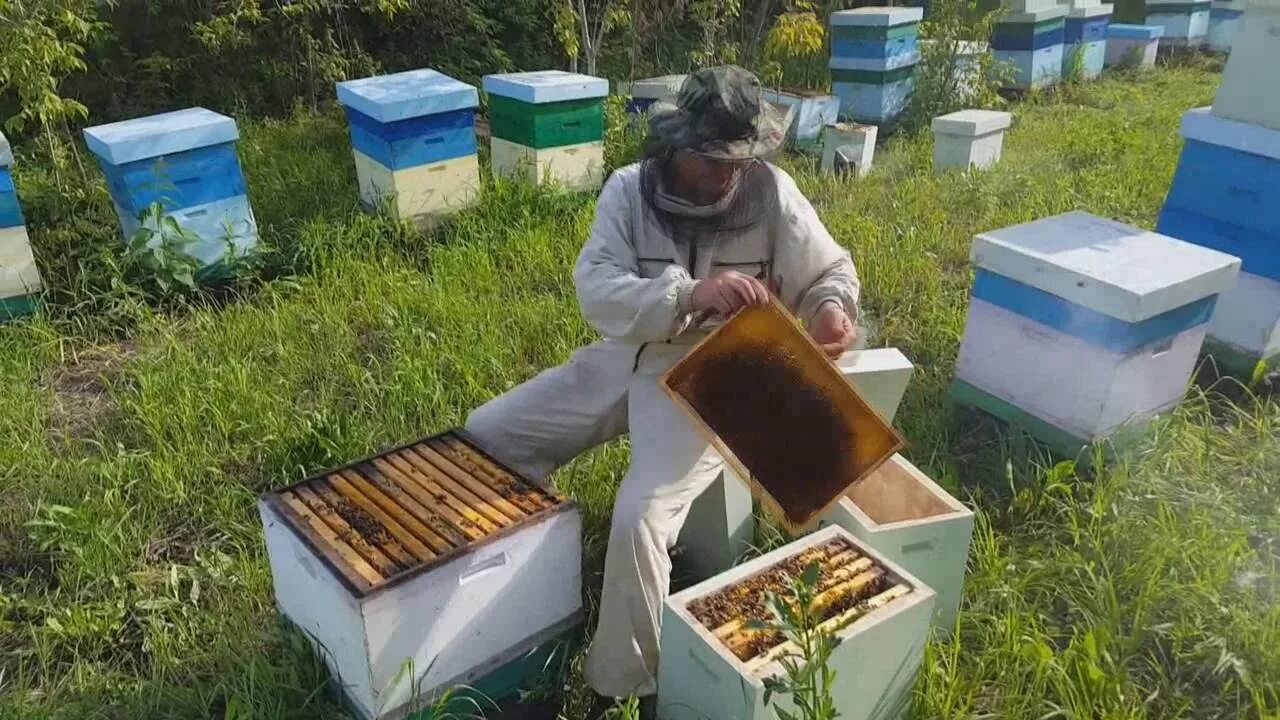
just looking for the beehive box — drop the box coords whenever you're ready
[1157,107,1280,374]
[992,6,1068,90]
[1212,0,1280,131]
[829,7,923,124]
[951,211,1241,455]
[763,89,841,145]
[337,69,480,228]
[1104,24,1164,67]
[1145,0,1211,47]
[932,110,1013,172]
[662,300,904,533]
[627,74,686,113]
[1063,3,1113,79]
[0,132,43,320]
[1208,0,1246,51]
[819,454,973,630]
[84,108,256,267]
[821,122,878,177]
[657,526,935,720]
[482,71,607,191]
[259,430,583,720]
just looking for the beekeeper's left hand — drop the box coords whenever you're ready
[810,301,856,359]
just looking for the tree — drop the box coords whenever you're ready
[556,0,628,76]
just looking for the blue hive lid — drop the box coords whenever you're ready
[84,108,239,166]
[482,71,609,104]
[971,211,1241,322]
[1107,23,1164,39]
[0,131,10,168]
[336,68,479,124]
[830,6,924,26]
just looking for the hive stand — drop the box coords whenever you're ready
[1104,24,1164,68]
[1208,0,1247,52]
[1061,0,1114,79]
[625,75,686,114]
[1157,108,1280,375]
[1145,0,1212,48]
[951,211,1240,457]
[482,71,608,191]
[0,132,43,320]
[931,110,1013,172]
[828,7,924,125]
[336,69,481,229]
[83,108,257,270]
[820,122,878,177]
[676,348,914,581]
[992,3,1069,91]
[1212,0,1280,132]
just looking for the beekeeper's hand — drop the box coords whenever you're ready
[810,301,857,359]
[690,271,770,316]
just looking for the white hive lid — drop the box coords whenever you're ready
[631,74,687,100]
[0,132,10,168]
[971,211,1242,322]
[830,6,924,26]
[1068,3,1115,17]
[336,68,479,123]
[482,70,609,104]
[1181,106,1280,162]
[1002,5,1070,22]
[932,109,1012,136]
[83,107,239,165]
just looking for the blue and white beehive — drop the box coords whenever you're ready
[0,132,44,320]
[992,1,1069,90]
[336,69,481,228]
[951,211,1240,454]
[1104,24,1164,67]
[829,7,924,125]
[1146,0,1211,48]
[1208,0,1246,51]
[84,108,256,269]
[1061,0,1113,79]
[1211,0,1280,133]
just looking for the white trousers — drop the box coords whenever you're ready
[464,339,723,698]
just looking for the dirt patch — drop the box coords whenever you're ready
[42,342,136,443]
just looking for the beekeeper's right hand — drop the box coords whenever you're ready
[690,271,770,316]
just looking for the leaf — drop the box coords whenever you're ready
[801,561,820,589]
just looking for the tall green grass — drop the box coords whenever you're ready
[2,59,1277,719]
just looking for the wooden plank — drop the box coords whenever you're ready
[404,443,524,520]
[352,464,471,549]
[295,485,402,578]
[381,454,500,536]
[434,436,553,511]
[321,474,430,565]
[370,458,487,541]
[336,470,451,557]
[275,491,379,590]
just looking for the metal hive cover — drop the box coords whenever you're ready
[262,430,569,597]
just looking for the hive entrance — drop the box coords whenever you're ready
[686,537,912,668]
[265,431,562,596]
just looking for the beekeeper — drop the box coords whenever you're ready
[465,66,863,711]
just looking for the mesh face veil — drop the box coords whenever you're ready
[637,153,781,247]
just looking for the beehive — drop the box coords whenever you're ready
[259,430,583,720]
[992,5,1068,90]
[1062,0,1113,79]
[336,69,480,229]
[1145,0,1211,47]
[763,90,841,146]
[1208,0,1246,52]
[482,71,608,191]
[1104,24,1164,68]
[1212,0,1280,132]
[0,132,42,320]
[819,454,973,630]
[657,526,935,720]
[1157,107,1280,374]
[951,211,1241,455]
[829,7,924,125]
[931,110,1013,172]
[820,122,878,177]
[627,74,686,114]
[84,108,256,268]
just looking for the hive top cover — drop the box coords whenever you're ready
[931,109,1013,136]
[482,70,610,104]
[0,132,10,168]
[83,107,239,166]
[971,211,1242,323]
[830,6,925,26]
[1107,24,1165,38]
[336,68,479,123]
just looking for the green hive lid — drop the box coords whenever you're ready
[0,132,10,167]
[830,6,924,26]
[83,107,239,165]
[482,71,609,104]
[336,68,479,123]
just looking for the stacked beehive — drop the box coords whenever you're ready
[1061,0,1114,79]
[1208,0,1246,51]
[1156,0,1280,375]
[483,71,608,191]
[260,430,583,720]
[951,211,1240,455]
[0,133,44,320]
[828,7,924,125]
[627,74,686,114]
[1104,24,1164,68]
[84,108,257,270]
[1146,0,1212,48]
[992,0,1068,90]
[336,69,480,229]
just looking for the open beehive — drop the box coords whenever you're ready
[657,526,935,720]
[259,430,583,720]
[662,299,904,533]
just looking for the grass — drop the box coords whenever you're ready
[1,57,1278,719]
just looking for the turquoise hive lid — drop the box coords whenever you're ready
[84,107,239,166]
[336,68,479,123]
[482,71,609,104]
[1107,23,1165,39]
[0,131,11,167]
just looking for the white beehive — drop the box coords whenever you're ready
[821,122,878,177]
[819,454,973,630]
[260,430,583,720]
[658,526,935,720]
[952,211,1241,454]
[1212,0,1280,131]
[932,110,1013,172]
[1208,0,1246,52]
[1146,0,1212,47]
[1104,24,1163,68]
[628,74,687,113]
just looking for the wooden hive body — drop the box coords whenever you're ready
[992,7,1069,90]
[829,7,923,123]
[1104,24,1163,68]
[1145,0,1212,46]
[1062,4,1113,78]
[932,110,1013,172]
[259,430,583,720]
[483,71,608,191]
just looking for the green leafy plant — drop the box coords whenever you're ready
[762,1,827,91]
[903,0,1013,133]
[1062,44,1087,85]
[122,201,204,296]
[752,561,842,720]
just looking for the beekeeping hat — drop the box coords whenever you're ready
[646,66,789,161]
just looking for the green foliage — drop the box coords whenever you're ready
[0,0,102,133]
[755,561,842,720]
[902,0,1011,133]
[762,2,827,91]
